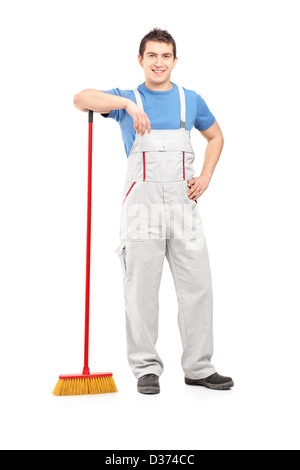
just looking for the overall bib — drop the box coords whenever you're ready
[115,86,216,380]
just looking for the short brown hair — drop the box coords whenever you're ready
[139,28,177,59]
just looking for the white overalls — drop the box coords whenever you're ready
[115,86,216,380]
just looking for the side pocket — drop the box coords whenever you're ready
[122,182,136,206]
[114,243,127,279]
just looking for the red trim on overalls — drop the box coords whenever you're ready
[122,182,136,206]
[143,152,146,181]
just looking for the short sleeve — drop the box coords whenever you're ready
[100,88,130,122]
[194,94,216,131]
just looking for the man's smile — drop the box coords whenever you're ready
[152,69,166,74]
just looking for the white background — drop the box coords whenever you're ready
[0,0,299,451]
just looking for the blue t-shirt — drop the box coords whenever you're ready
[101,82,215,157]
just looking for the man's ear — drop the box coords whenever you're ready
[138,54,144,68]
[172,57,178,70]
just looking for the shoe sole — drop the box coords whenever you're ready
[137,386,160,395]
[185,377,234,390]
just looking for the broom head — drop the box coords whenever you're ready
[53,372,117,396]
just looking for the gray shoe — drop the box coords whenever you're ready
[185,373,234,390]
[137,374,160,395]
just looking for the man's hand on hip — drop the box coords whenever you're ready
[187,174,211,200]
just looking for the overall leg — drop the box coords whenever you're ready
[118,238,166,379]
[166,237,216,380]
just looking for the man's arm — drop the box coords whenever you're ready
[73,88,129,113]
[73,89,151,136]
[187,120,224,200]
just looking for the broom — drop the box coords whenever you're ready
[53,110,117,396]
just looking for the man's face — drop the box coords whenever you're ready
[138,41,177,88]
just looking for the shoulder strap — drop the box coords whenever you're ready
[134,89,144,111]
[177,85,186,129]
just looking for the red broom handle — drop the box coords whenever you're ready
[83,110,93,376]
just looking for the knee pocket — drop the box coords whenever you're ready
[115,240,145,280]
[115,243,128,280]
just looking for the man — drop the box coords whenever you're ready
[73,28,234,394]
